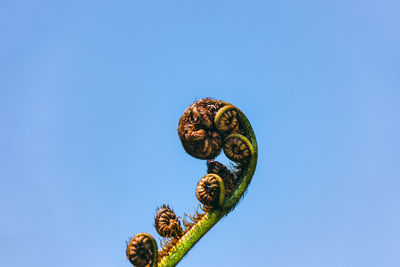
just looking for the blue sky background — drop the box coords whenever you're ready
[1,1,399,266]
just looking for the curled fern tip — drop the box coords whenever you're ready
[126,98,257,266]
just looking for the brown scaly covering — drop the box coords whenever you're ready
[223,136,251,163]
[196,174,222,207]
[207,160,236,197]
[158,209,205,261]
[157,237,180,260]
[126,235,155,267]
[154,205,183,239]
[177,98,224,159]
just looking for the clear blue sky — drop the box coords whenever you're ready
[1,1,399,266]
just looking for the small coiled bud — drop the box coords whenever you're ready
[196,174,225,207]
[214,105,239,132]
[223,134,252,163]
[126,233,157,267]
[155,205,183,238]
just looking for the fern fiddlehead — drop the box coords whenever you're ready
[126,98,258,266]
[126,233,158,267]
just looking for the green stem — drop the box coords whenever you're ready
[143,233,159,267]
[158,210,223,267]
[224,110,258,210]
[158,107,258,267]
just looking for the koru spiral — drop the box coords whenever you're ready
[126,98,258,266]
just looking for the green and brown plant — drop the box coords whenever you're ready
[126,98,258,267]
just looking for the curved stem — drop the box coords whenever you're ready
[127,233,158,267]
[158,107,257,267]
[158,210,223,267]
[223,110,258,210]
[143,233,159,267]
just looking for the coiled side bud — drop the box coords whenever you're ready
[196,174,225,208]
[223,134,252,163]
[126,233,158,267]
[214,105,239,132]
[155,205,183,238]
